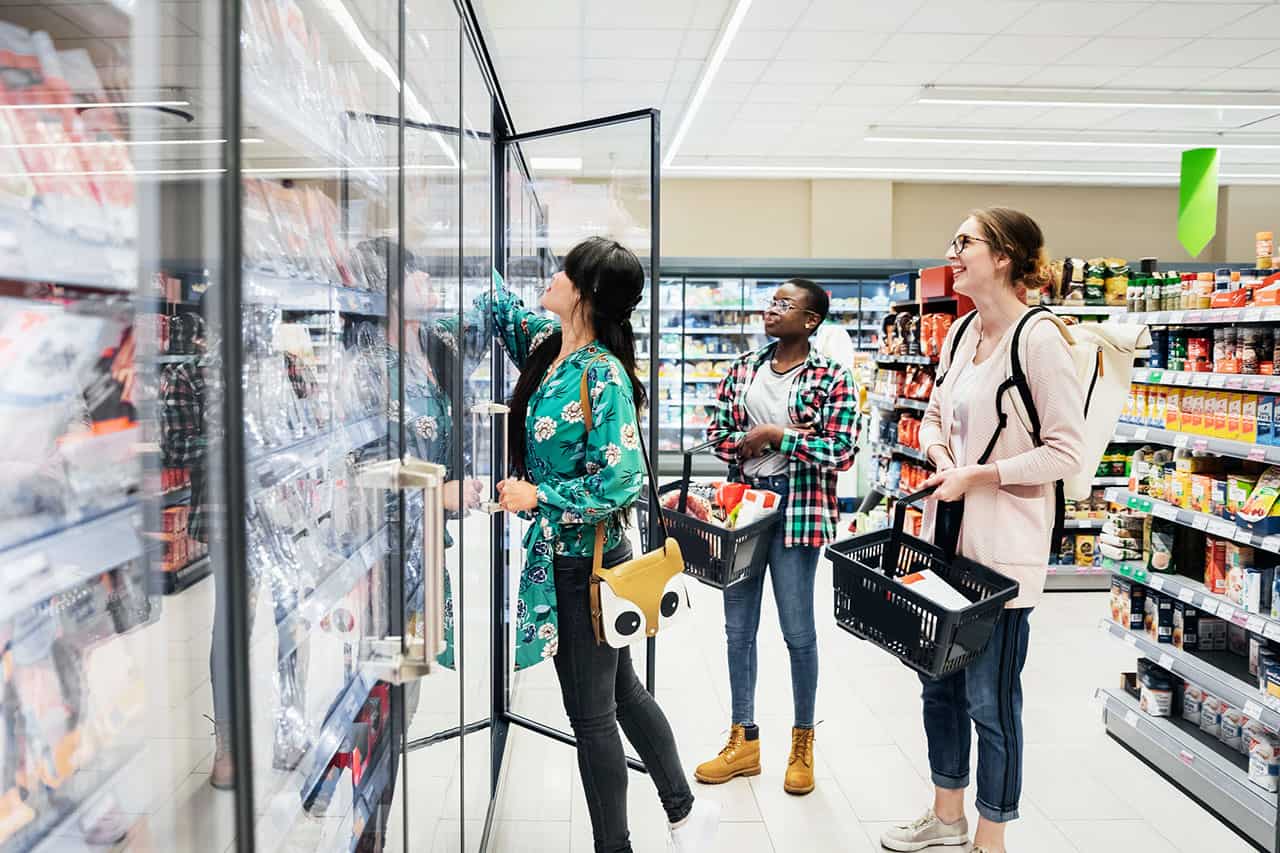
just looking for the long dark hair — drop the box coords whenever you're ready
[508,237,647,479]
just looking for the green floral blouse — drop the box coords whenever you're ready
[485,272,644,670]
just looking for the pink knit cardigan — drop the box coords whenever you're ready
[918,311,1086,608]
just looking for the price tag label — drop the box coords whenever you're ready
[1234,609,1252,627]
[1269,377,1280,394]
[1262,535,1280,553]
[1153,504,1179,521]
[1266,307,1280,322]
[1193,373,1210,388]
[1193,439,1210,452]
[1249,377,1267,392]
[1171,311,1187,324]
[1250,447,1268,462]
[1149,370,1164,384]
[1227,375,1245,389]
[1220,605,1238,623]
[1180,750,1196,766]
[1149,575,1165,591]
[1158,653,1175,670]
[1124,710,1140,728]
[1211,374,1228,388]
[1247,700,1265,720]
[1268,624,1280,643]
[1223,309,1243,322]
[1175,433,1191,447]
[1249,615,1267,635]
[1187,312,1204,322]
[1194,516,1211,531]
[1134,427,1149,440]
[1125,632,1139,647]
[1178,588,1196,604]
[1267,696,1280,714]
[1236,527,1257,545]
[1202,599,1222,616]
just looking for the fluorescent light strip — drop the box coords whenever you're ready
[917,86,1280,111]
[0,100,190,111]
[529,157,582,171]
[666,164,1280,180]
[663,0,753,169]
[865,134,1280,150]
[0,137,265,150]
[920,96,1280,110]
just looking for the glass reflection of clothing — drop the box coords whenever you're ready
[481,275,643,671]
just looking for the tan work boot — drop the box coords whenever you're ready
[783,727,815,795]
[694,724,761,784]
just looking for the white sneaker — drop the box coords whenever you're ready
[668,798,721,852]
[880,808,969,851]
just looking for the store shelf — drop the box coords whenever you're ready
[162,556,211,595]
[683,376,725,384]
[874,354,936,366]
[1094,476,1131,487]
[1063,518,1105,529]
[1106,487,1280,555]
[1111,422,1280,465]
[1098,687,1276,852]
[1110,305,1280,327]
[866,393,928,413]
[891,299,919,311]
[162,486,191,507]
[243,271,388,315]
[248,415,384,497]
[1129,365,1280,395]
[154,353,200,364]
[1098,618,1280,730]
[0,208,136,294]
[869,441,928,463]
[27,747,142,853]
[347,731,395,852]
[1109,560,1280,644]
[1044,304,1129,316]
[0,504,143,624]
[1045,563,1113,591]
[301,671,376,807]
[245,86,384,192]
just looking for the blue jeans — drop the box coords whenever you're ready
[919,608,1032,824]
[724,476,821,729]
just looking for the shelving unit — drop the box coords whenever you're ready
[1107,488,1280,554]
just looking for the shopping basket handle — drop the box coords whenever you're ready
[892,485,938,532]
[679,438,720,512]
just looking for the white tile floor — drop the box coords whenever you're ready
[122,547,1256,852]
[483,558,1257,853]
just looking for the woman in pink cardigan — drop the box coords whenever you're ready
[881,208,1084,853]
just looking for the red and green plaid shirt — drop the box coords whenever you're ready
[708,343,858,548]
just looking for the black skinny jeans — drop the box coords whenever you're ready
[552,545,694,853]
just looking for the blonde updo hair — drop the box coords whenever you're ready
[971,207,1055,290]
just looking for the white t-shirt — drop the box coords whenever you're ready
[743,361,803,477]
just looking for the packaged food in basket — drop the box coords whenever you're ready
[898,569,971,610]
[734,489,781,528]
[661,490,715,523]
[715,482,748,514]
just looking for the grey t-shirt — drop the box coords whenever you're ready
[742,362,803,477]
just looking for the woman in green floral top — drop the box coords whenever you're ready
[488,238,719,853]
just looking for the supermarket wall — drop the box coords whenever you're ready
[659,178,1266,264]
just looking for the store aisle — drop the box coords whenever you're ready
[485,557,1252,853]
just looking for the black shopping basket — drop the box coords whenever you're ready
[827,486,1019,678]
[637,440,779,590]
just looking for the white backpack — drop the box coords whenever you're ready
[938,307,1149,533]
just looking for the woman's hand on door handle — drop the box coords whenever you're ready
[497,478,539,513]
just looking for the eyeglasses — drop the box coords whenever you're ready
[766,298,818,315]
[948,234,990,255]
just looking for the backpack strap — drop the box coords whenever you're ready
[935,310,978,388]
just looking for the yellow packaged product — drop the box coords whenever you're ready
[1165,388,1182,432]
[1228,393,1244,441]
[1243,394,1259,444]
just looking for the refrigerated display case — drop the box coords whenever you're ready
[0,2,664,851]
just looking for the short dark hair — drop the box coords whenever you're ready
[784,278,829,323]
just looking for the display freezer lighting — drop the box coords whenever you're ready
[662,0,753,168]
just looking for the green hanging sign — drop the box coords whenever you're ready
[1178,147,1219,258]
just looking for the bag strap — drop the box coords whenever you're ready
[935,310,978,388]
[580,354,669,577]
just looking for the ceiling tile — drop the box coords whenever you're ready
[583,0,700,29]
[739,0,810,31]
[829,84,918,106]
[797,0,928,32]
[1020,65,1123,87]
[936,64,1039,86]
[488,28,582,58]
[1114,2,1260,37]
[1116,66,1233,87]
[679,29,718,60]
[899,0,1036,35]
[723,28,789,61]
[1203,67,1280,88]
[764,60,860,85]
[701,81,756,103]
[749,82,840,104]
[1208,4,1280,37]
[497,57,583,82]
[776,30,887,61]
[584,80,667,102]
[735,100,822,123]
[970,34,1089,65]
[583,29,687,59]
[873,33,991,63]
[716,59,770,84]
[474,0,584,29]
[670,59,705,83]
[1152,39,1279,67]
[584,58,680,82]
[1060,37,1193,66]
[1004,2,1147,36]
[849,62,953,86]
[689,0,736,30]
[1245,48,1280,68]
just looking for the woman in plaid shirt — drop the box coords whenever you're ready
[695,279,858,797]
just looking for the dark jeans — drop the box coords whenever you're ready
[919,608,1033,823]
[723,476,821,728]
[552,545,694,853]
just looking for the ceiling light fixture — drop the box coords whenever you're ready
[0,99,191,111]
[665,164,1280,182]
[865,127,1280,149]
[918,85,1280,111]
[662,0,754,169]
[529,157,583,171]
[0,137,265,150]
